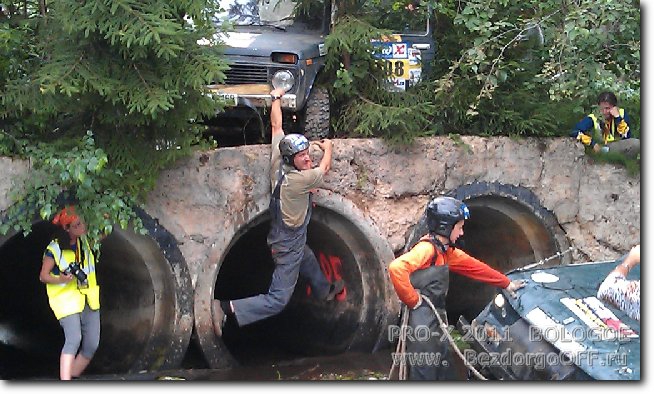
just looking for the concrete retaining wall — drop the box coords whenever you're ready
[1,136,641,284]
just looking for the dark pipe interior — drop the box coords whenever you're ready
[446,196,560,322]
[210,193,563,366]
[0,222,62,379]
[214,209,370,366]
[1,191,561,376]
[91,230,156,373]
[202,107,268,147]
[0,223,160,379]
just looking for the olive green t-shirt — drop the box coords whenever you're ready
[270,133,324,227]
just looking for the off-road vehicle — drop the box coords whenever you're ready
[458,259,640,380]
[204,0,331,145]
[204,0,435,145]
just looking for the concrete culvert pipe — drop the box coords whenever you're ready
[0,209,193,379]
[193,190,398,369]
[406,182,572,323]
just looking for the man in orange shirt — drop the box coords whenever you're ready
[389,196,525,380]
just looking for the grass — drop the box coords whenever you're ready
[587,149,640,177]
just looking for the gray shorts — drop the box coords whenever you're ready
[59,304,101,358]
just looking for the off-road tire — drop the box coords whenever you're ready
[301,86,330,140]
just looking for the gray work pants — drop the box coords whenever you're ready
[232,245,331,326]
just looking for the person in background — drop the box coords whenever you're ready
[570,91,640,157]
[39,206,101,380]
[597,244,640,321]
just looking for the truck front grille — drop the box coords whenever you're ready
[224,64,268,85]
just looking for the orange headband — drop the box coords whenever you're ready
[52,206,79,228]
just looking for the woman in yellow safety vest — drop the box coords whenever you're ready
[570,91,632,153]
[39,206,101,380]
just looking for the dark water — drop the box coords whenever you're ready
[67,351,470,381]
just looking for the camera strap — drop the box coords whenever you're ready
[75,238,84,268]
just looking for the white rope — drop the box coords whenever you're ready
[388,297,488,381]
[388,305,410,380]
[420,295,487,380]
[517,246,575,271]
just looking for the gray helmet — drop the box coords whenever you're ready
[426,196,470,238]
[279,134,310,166]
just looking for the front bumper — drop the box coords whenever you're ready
[457,310,591,380]
[207,84,298,110]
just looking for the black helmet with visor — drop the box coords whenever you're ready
[426,196,470,238]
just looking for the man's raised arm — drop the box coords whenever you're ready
[270,88,286,139]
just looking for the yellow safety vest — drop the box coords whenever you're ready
[588,108,627,145]
[45,236,100,319]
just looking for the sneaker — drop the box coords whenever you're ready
[324,279,345,301]
[211,299,227,337]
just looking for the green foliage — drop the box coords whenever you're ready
[450,328,471,351]
[430,70,582,138]
[0,132,144,247]
[325,0,639,156]
[324,14,435,143]
[0,0,228,241]
[362,0,430,32]
[448,133,472,154]
[334,86,436,145]
[538,0,640,103]
[0,0,642,240]
[324,15,389,97]
[587,148,640,177]
[622,96,640,139]
[436,0,640,106]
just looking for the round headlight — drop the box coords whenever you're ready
[272,70,295,92]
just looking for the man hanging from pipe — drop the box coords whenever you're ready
[388,196,526,380]
[212,88,345,333]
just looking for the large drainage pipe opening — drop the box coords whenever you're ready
[407,182,572,323]
[0,210,193,379]
[194,193,397,369]
[215,213,363,364]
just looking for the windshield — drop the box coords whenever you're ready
[214,0,326,30]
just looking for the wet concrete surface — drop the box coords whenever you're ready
[75,351,394,381]
[71,350,470,381]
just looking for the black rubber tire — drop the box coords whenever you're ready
[302,86,331,140]
[405,181,571,322]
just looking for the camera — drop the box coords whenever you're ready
[63,262,88,287]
